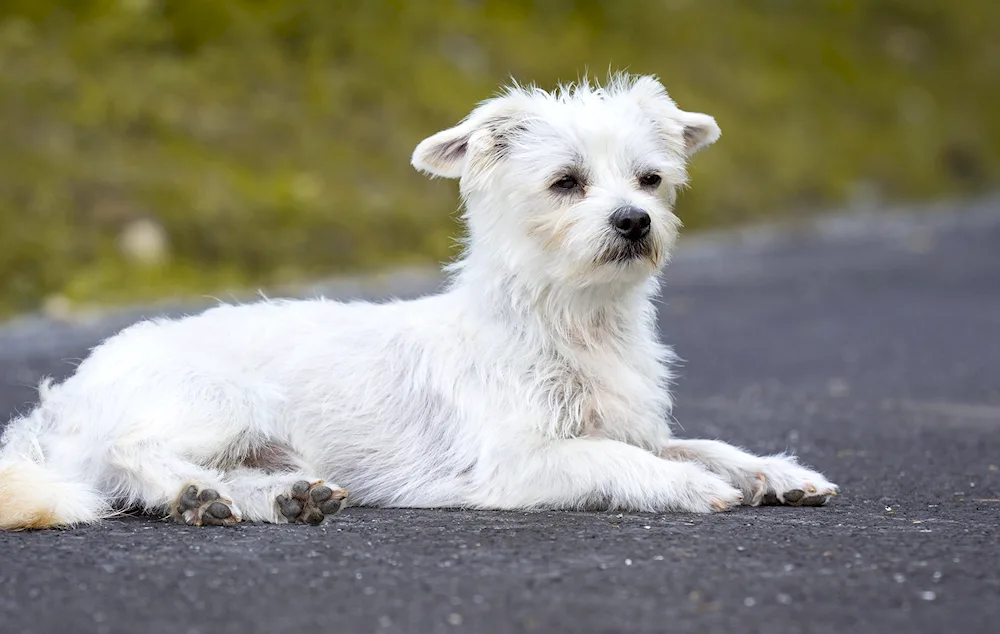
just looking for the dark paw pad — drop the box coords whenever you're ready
[276,480,348,525]
[174,485,240,526]
[784,489,805,503]
[782,483,839,506]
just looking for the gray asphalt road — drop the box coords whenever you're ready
[2,199,999,634]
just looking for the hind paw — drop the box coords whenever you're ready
[276,480,348,525]
[173,485,241,526]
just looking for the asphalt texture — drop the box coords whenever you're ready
[1,199,999,634]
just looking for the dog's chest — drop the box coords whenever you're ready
[535,345,655,439]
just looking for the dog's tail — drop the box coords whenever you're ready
[0,459,107,530]
[0,385,108,530]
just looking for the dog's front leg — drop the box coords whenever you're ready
[660,439,840,507]
[478,438,744,513]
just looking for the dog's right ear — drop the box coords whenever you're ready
[411,95,528,180]
[411,122,476,179]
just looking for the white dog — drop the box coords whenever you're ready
[0,73,839,530]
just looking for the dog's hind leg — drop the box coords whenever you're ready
[660,439,840,507]
[107,445,242,526]
[221,469,348,525]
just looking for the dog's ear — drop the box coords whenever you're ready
[411,96,528,179]
[674,110,721,157]
[627,75,721,157]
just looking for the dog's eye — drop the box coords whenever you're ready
[638,173,662,189]
[552,175,581,191]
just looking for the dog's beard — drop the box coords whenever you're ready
[595,236,662,269]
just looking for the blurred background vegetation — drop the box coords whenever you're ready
[1,0,998,318]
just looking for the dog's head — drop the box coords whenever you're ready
[412,73,720,288]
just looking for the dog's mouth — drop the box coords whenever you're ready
[596,237,659,267]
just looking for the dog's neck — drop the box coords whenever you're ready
[449,251,661,352]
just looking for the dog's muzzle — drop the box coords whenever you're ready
[600,206,655,264]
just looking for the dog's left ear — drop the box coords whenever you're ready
[674,110,721,157]
[628,75,721,158]
[411,96,527,180]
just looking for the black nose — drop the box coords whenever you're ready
[610,207,651,241]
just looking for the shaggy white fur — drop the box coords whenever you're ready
[0,73,838,529]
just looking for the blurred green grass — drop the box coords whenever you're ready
[1,0,998,317]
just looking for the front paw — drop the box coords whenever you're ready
[678,466,746,513]
[748,457,840,507]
